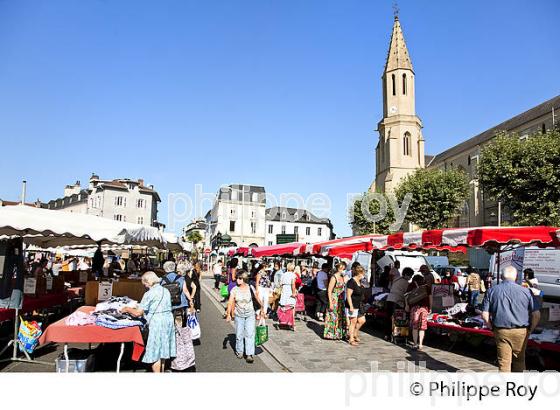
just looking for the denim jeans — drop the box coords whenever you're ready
[469,290,480,307]
[234,314,256,356]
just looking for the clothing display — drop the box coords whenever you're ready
[95,312,145,330]
[94,296,137,313]
[65,310,97,326]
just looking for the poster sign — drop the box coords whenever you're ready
[498,247,526,283]
[24,278,37,295]
[549,304,560,322]
[79,271,88,283]
[98,282,113,302]
[46,277,53,291]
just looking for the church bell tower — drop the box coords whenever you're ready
[372,15,424,194]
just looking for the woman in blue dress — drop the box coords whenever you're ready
[121,271,176,372]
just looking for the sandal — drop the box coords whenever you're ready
[348,340,359,346]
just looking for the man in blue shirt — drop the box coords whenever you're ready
[481,266,541,372]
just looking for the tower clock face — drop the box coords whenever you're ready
[390,105,398,114]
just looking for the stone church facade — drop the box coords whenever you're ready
[371,16,560,228]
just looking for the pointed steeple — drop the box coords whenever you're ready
[384,16,413,73]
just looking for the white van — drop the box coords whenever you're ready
[376,250,439,279]
[490,247,560,299]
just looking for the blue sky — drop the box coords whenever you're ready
[1,0,559,237]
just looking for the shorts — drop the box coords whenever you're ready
[345,307,364,318]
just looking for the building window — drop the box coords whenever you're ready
[251,210,255,218]
[250,222,257,234]
[281,225,286,235]
[229,221,236,232]
[137,217,144,225]
[268,241,273,246]
[391,74,396,96]
[114,214,124,222]
[231,190,238,201]
[115,196,126,207]
[542,123,546,134]
[268,224,273,234]
[403,132,411,156]
[252,192,258,202]
[318,227,322,236]
[137,199,145,208]
[402,73,407,95]
[294,226,299,235]
[282,212,286,220]
[305,227,310,236]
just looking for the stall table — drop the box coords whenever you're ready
[0,292,68,322]
[427,321,560,353]
[38,306,145,372]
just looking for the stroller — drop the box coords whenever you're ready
[391,308,409,345]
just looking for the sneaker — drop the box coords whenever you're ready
[246,355,254,364]
[235,352,243,359]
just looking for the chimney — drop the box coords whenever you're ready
[138,179,144,187]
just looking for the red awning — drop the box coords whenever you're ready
[371,226,559,251]
[251,242,303,258]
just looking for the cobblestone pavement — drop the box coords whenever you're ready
[201,277,497,373]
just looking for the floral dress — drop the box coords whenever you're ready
[140,284,177,364]
[323,276,348,340]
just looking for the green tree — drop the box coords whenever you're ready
[395,168,470,229]
[349,192,396,235]
[186,231,204,257]
[478,130,560,226]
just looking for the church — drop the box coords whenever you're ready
[370,15,560,228]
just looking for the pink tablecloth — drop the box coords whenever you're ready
[0,292,68,322]
[38,306,145,361]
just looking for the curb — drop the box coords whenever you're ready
[200,278,307,373]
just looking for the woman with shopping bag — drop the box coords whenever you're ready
[225,270,263,364]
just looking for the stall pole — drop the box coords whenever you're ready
[496,248,501,285]
[116,342,125,373]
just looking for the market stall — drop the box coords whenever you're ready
[0,205,165,368]
[38,306,144,373]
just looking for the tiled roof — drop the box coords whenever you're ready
[265,207,332,226]
[429,94,560,165]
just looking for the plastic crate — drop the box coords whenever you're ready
[55,348,95,373]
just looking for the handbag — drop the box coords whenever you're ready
[404,284,428,306]
[250,285,262,311]
[255,318,269,346]
[186,313,201,340]
[171,325,196,371]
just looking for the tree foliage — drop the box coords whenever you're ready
[349,192,396,235]
[477,130,560,226]
[395,168,470,230]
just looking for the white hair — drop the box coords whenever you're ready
[286,262,295,272]
[142,271,161,287]
[176,262,189,275]
[502,266,518,281]
[163,261,176,273]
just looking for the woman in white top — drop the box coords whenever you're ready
[279,262,297,328]
[226,271,260,363]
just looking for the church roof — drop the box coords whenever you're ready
[428,94,560,166]
[384,16,413,73]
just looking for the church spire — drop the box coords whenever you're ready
[384,17,413,73]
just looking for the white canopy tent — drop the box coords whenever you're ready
[0,205,165,248]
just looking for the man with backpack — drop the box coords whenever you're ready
[162,261,194,325]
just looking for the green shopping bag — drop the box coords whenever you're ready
[255,318,269,346]
[220,284,229,299]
